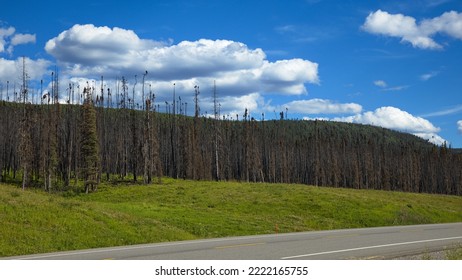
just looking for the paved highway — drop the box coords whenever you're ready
[5,223,462,260]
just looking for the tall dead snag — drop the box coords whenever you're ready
[131,75,139,182]
[120,77,129,179]
[143,98,153,184]
[141,71,151,184]
[19,108,32,190]
[80,87,100,193]
[18,57,32,190]
[191,85,202,180]
[212,81,221,181]
[41,71,60,192]
[142,86,162,184]
[62,83,75,188]
[169,83,179,178]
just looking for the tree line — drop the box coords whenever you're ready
[1,100,461,195]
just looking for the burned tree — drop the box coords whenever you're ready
[18,57,32,190]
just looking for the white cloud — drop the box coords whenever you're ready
[413,133,447,146]
[334,106,446,144]
[336,106,440,133]
[421,11,462,40]
[7,33,36,54]
[168,91,266,119]
[374,80,387,87]
[381,85,409,91]
[284,98,362,115]
[421,104,462,117]
[219,93,265,118]
[0,26,36,54]
[458,120,462,133]
[420,71,439,81]
[0,27,15,37]
[45,24,164,70]
[0,57,51,83]
[260,59,319,95]
[362,10,462,50]
[11,33,36,46]
[362,9,441,49]
[0,27,15,53]
[373,80,408,91]
[0,57,51,102]
[45,24,319,99]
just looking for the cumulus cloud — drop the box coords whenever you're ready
[0,27,15,37]
[421,11,462,40]
[218,93,266,118]
[11,33,36,46]
[336,106,440,133]
[45,24,164,70]
[334,106,446,145]
[284,99,362,115]
[362,10,440,49]
[362,10,462,50]
[0,57,51,83]
[0,27,15,53]
[260,59,319,95]
[413,133,447,146]
[45,24,319,98]
[0,26,36,54]
[458,120,462,133]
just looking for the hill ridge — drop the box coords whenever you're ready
[1,102,461,195]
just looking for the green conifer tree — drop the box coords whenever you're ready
[80,90,100,193]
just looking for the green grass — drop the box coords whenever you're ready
[1,178,462,257]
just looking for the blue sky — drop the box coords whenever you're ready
[1,0,461,147]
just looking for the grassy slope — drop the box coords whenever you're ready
[1,178,461,257]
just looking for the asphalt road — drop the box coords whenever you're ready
[5,223,462,260]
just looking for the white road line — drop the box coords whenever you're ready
[15,240,210,260]
[281,236,462,259]
[15,234,275,259]
[12,231,347,259]
[11,223,461,260]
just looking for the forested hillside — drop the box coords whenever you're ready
[1,101,461,195]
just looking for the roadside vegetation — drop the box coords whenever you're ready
[445,244,462,260]
[1,179,461,257]
[414,244,462,260]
